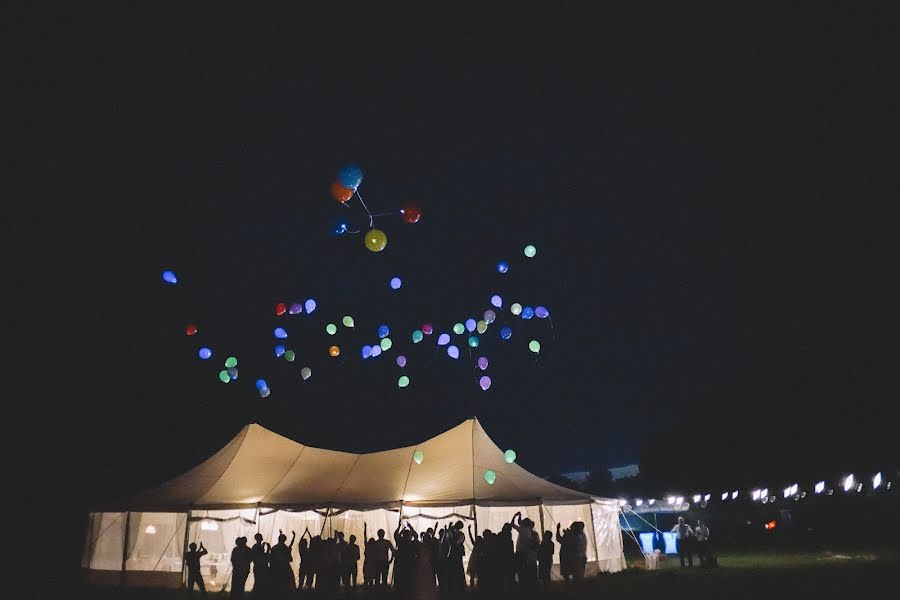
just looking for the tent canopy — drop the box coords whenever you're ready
[119,418,594,512]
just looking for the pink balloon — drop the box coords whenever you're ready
[477,356,489,370]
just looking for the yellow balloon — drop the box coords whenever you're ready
[364,229,388,252]
[476,320,488,334]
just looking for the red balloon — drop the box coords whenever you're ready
[331,181,354,203]
[185,324,198,336]
[401,204,421,223]
[275,302,287,316]
[422,323,433,335]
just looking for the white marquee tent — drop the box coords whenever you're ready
[82,418,625,589]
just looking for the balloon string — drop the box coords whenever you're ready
[369,209,403,218]
[355,190,374,227]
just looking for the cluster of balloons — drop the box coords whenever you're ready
[330,163,421,253]
[219,356,239,384]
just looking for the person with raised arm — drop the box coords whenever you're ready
[185,541,208,598]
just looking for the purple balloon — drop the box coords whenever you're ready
[491,295,503,308]
[370,345,382,358]
[288,303,303,315]
[438,333,450,346]
[535,306,550,318]
[447,345,460,359]
[479,375,492,391]
[396,355,407,367]
[304,299,317,314]
[477,356,489,370]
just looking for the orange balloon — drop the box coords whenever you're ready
[329,345,340,357]
[331,181,353,203]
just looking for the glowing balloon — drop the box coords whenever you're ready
[465,319,477,333]
[413,450,424,464]
[504,449,517,464]
[390,277,402,290]
[491,295,503,308]
[484,310,496,324]
[364,229,387,252]
[371,345,382,358]
[342,316,354,328]
[218,370,230,383]
[274,327,288,339]
[184,324,198,337]
[528,340,541,353]
[380,337,392,351]
[535,306,550,318]
[198,347,212,360]
[477,356,489,370]
[510,303,522,316]
[476,320,488,334]
[225,356,238,368]
[289,303,303,315]
[437,333,450,346]
[468,335,479,348]
[447,345,460,359]
[500,327,512,340]
[329,345,340,357]
[255,379,268,391]
[524,244,537,258]
[362,345,373,359]
[227,367,239,380]
[260,388,271,398]
[497,262,508,274]
[378,325,390,338]
[401,204,421,224]
[479,375,491,390]
[275,302,287,316]
[274,345,285,357]
[412,330,424,343]
[396,355,407,367]
[337,164,363,190]
[484,469,496,484]
[300,367,311,380]
[398,375,410,388]
[522,306,534,319]
[331,180,353,203]
[162,270,178,284]
[304,299,317,314]
[422,323,433,335]
[326,323,337,335]
[284,350,296,362]
[453,323,465,335]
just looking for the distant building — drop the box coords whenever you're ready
[609,464,640,481]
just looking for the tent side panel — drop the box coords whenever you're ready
[82,512,126,571]
[591,502,626,573]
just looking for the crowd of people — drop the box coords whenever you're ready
[184,513,590,598]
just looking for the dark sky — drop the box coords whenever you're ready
[17,3,899,513]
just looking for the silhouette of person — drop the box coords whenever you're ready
[268,530,296,594]
[342,534,360,590]
[297,528,312,590]
[444,521,466,598]
[510,512,536,584]
[538,530,554,585]
[230,537,252,598]
[250,533,269,596]
[370,527,395,586]
[185,541,208,598]
[671,517,694,567]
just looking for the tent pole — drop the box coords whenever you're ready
[182,511,191,588]
[472,502,478,537]
[539,503,545,534]
[588,502,598,565]
[120,511,131,587]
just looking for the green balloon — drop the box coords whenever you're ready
[380,337,393,351]
[453,323,465,335]
[511,303,522,315]
[224,356,238,368]
[413,449,424,463]
[218,370,230,383]
[468,335,479,348]
[284,350,296,362]
[342,315,354,328]
[524,244,537,258]
[398,375,410,388]
[529,340,541,353]
[326,323,337,335]
[484,470,497,485]
[412,330,424,343]
[504,449,517,464]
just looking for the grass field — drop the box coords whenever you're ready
[73,549,898,600]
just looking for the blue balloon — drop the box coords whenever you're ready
[337,164,363,190]
[162,270,178,284]
[304,299,317,314]
[390,277,402,290]
[465,318,477,332]
[198,347,212,360]
[362,345,373,359]
[522,306,534,319]
[438,333,450,346]
[255,379,268,391]
[378,325,390,339]
[259,387,271,398]
[227,367,239,380]
[274,327,288,339]
[371,345,382,358]
[274,345,285,357]
[447,345,460,359]
[491,295,503,308]
[500,327,512,340]
[497,261,508,274]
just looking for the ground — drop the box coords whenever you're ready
[73,549,897,600]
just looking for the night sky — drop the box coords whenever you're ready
[17,3,899,545]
